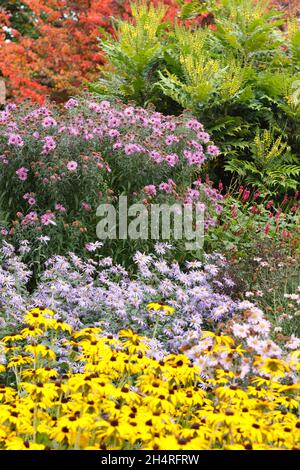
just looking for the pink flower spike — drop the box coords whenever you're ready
[242,189,250,203]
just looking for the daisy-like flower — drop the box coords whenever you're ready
[67,160,78,171]
[41,212,56,226]
[8,133,24,147]
[154,242,172,255]
[42,116,57,128]
[232,323,250,339]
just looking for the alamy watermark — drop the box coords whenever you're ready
[96,196,205,250]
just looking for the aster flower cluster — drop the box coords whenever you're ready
[0,307,299,450]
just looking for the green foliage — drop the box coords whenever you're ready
[212,0,284,61]
[225,129,300,191]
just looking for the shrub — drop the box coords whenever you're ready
[89,2,179,113]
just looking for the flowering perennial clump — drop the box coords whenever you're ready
[0,307,299,450]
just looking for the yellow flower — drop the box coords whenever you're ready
[73,327,103,340]
[50,424,77,444]
[52,320,72,334]
[21,326,44,338]
[27,307,55,317]
[5,437,45,450]
[119,329,148,354]
[0,311,299,450]
[21,367,58,381]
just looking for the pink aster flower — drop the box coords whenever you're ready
[207,145,220,156]
[81,202,91,211]
[5,103,16,112]
[0,111,10,123]
[99,100,111,111]
[165,153,179,167]
[108,116,121,128]
[159,179,176,194]
[55,203,66,213]
[42,136,56,154]
[22,211,38,225]
[149,150,163,163]
[108,129,120,138]
[64,98,78,109]
[28,197,36,206]
[123,106,134,117]
[186,119,203,131]
[197,132,210,143]
[124,144,143,155]
[165,135,179,145]
[113,142,123,150]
